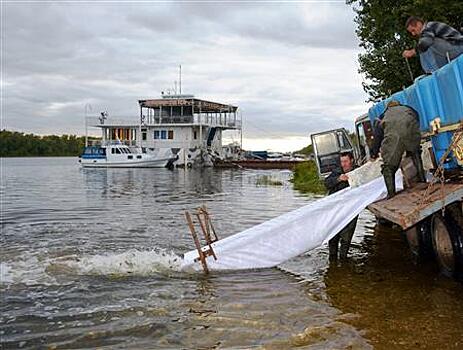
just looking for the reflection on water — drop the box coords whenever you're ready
[1,157,462,349]
[324,224,463,350]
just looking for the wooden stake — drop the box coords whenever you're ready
[185,211,209,273]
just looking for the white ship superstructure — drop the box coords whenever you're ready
[86,94,241,167]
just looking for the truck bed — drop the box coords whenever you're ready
[367,182,463,230]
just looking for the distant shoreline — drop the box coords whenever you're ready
[1,130,89,157]
[1,155,79,158]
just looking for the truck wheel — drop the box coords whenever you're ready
[431,213,463,279]
[405,218,433,261]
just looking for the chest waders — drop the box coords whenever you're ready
[380,106,424,198]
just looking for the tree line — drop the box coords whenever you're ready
[0,130,89,157]
[347,0,463,101]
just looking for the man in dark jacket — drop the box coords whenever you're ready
[402,16,463,73]
[371,101,425,199]
[324,152,358,261]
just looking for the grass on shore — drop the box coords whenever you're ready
[291,161,326,194]
[255,175,284,186]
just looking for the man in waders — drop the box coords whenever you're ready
[324,152,358,261]
[371,101,425,199]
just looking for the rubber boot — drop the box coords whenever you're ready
[328,236,339,261]
[339,217,357,260]
[382,167,396,199]
[411,151,426,183]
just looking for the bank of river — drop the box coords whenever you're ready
[1,157,462,349]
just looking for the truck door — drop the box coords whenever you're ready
[311,128,356,178]
[354,114,374,164]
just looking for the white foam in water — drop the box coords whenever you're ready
[60,249,185,276]
[0,249,187,286]
[0,256,57,286]
[0,262,14,284]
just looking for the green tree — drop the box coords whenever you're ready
[0,130,91,157]
[347,0,463,101]
[294,144,314,156]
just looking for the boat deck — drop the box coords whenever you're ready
[368,182,463,230]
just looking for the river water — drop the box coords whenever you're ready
[1,157,462,349]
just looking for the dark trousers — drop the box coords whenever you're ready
[328,216,358,260]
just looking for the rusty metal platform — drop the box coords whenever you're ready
[368,182,463,230]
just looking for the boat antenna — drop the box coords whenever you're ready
[179,64,182,95]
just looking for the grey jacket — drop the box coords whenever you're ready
[418,21,463,53]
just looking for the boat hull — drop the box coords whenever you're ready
[80,158,171,168]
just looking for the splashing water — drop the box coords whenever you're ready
[1,249,187,287]
[54,249,185,277]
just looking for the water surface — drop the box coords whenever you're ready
[1,157,462,349]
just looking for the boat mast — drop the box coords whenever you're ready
[179,65,182,95]
[84,103,92,147]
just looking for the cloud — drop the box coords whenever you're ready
[3,2,368,150]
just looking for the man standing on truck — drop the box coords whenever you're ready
[402,16,463,73]
[324,152,358,261]
[371,101,425,199]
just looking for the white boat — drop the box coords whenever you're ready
[85,94,242,168]
[79,142,176,168]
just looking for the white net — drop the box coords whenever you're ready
[348,159,383,188]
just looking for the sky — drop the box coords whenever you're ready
[3,1,369,152]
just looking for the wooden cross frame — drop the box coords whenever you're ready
[184,205,219,274]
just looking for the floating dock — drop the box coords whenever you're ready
[214,160,306,170]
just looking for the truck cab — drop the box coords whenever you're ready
[310,128,356,178]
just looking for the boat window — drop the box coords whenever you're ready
[137,155,142,159]
[142,132,147,141]
[111,148,115,154]
[168,130,174,139]
[128,155,133,159]
[115,148,121,154]
[161,130,167,139]
[193,131,198,140]
[154,130,160,139]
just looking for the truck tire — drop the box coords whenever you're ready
[405,218,434,262]
[431,213,463,280]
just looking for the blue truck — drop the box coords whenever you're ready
[311,55,463,280]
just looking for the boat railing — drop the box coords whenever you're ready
[87,139,102,147]
[87,113,242,129]
[87,116,138,127]
[87,139,138,147]
[102,140,138,147]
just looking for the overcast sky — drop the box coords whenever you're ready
[3,1,369,152]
